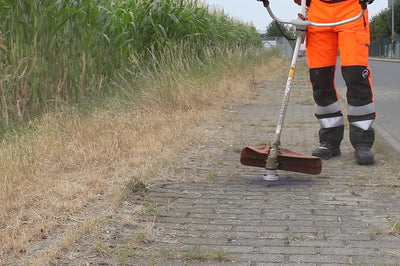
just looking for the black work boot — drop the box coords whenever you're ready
[312,142,341,160]
[350,125,375,165]
[314,126,344,159]
[355,145,375,165]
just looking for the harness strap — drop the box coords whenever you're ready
[319,0,347,3]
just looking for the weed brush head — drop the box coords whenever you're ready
[240,145,322,175]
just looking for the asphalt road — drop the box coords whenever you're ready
[335,58,400,155]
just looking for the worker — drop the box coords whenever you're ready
[295,0,376,165]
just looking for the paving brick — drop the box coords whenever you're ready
[288,254,350,264]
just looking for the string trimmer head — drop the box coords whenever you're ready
[240,146,322,175]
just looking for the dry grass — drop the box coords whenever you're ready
[0,54,284,263]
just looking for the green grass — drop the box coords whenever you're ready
[0,0,262,127]
[144,201,159,217]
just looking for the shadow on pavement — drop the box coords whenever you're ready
[250,175,327,186]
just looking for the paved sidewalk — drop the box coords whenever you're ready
[52,61,400,265]
[126,62,400,265]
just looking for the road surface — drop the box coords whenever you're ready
[335,58,400,155]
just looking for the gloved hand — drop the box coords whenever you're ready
[359,0,374,4]
[294,0,310,6]
[257,0,269,8]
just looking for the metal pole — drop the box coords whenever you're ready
[392,0,395,58]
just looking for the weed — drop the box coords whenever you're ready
[388,220,400,235]
[92,240,112,257]
[157,249,178,259]
[144,201,159,217]
[126,177,148,194]
[214,248,232,262]
[233,147,243,153]
[131,232,152,246]
[284,232,300,242]
[371,226,385,235]
[371,219,400,236]
[224,233,237,242]
[117,247,134,265]
[206,171,217,182]
[182,248,210,261]
[181,248,233,262]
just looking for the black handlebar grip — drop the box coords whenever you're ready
[257,0,270,8]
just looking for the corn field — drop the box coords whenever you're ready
[0,0,262,126]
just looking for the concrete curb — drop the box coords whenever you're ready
[369,57,400,63]
[375,122,400,157]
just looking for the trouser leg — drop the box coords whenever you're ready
[310,66,344,148]
[341,65,376,149]
[349,125,374,149]
[306,0,375,163]
[318,126,344,148]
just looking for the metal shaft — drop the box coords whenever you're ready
[265,33,304,172]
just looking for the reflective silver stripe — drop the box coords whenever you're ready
[314,101,341,115]
[348,102,375,116]
[319,116,344,128]
[350,120,374,130]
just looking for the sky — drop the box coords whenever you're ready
[203,0,390,32]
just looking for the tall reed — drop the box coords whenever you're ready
[0,0,261,126]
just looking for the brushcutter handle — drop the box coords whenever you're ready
[294,0,310,6]
[359,0,374,6]
[257,0,269,8]
[259,0,366,30]
[309,7,365,28]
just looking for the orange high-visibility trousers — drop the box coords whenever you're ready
[306,0,375,149]
[307,0,371,67]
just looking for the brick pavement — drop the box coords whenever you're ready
[128,61,400,265]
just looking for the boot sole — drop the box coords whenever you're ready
[312,149,341,160]
[356,157,375,165]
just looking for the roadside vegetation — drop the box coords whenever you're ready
[370,0,400,39]
[0,0,261,125]
[0,0,280,263]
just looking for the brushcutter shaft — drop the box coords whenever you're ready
[264,34,303,172]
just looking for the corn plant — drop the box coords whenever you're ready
[0,0,262,126]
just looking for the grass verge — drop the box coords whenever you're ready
[0,49,283,264]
